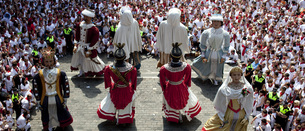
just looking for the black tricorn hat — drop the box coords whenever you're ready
[170,42,182,59]
[114,43,126,61]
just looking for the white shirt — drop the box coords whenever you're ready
[20,82,30,97]
[300,0,305,9]
[46,23,55,32]
[16,114,27,129]
[256,122,272,131]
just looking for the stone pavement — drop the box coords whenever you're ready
[29,54,253,131]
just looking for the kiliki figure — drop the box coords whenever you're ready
[97,43,137,125]
[155,8,189,68]
[71,9,105,77]
[113,7,142,70]
[160,43,201,123]
[191,14,230,85]
[202,67,253,131]
[33,49,73,131]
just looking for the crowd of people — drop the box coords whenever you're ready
[0,0,305,130]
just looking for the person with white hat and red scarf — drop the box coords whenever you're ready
[71,9,105,77]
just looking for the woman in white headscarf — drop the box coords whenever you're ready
[202,66,253,131]
[113,7,142,70]
[155,8,189,68]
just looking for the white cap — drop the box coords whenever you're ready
[210,14,223,22]
[5,72,11,77]
[82,9,95,18]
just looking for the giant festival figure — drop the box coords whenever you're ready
[33,49,73,131]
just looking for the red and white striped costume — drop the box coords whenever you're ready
[160,62,201,123]
[97,63,137,124]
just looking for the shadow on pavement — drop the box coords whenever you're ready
[163,116,202,131]
[192,78,219,101]
[70,77,104,98]
[58,54,113,65]
[137,78,144,86]
[97,119,137,131]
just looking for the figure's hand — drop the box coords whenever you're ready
[37,104,43,111]
[64,98,67,105]
[73,48,77,53]
[63,102,67,109]
[240,118,248,124]
[202,58,207,63]
[219,120,224,126]
[220,58,225,64]
[85,50,91,58]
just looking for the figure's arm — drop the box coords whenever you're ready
[32,74,42,106]
[88,27,100,49]
[222,32,230,58]
[134,21,143,51]
[184,64,192,87]
[199,30,208,58]
[32,74,42,104]
[104,66,112,89]
[88,27,100,58]
[155,22,164,51]
[73,24,80,52]
[181,26,190,53]
[213,88,227,122]
[131,67,137,91]
[61,72,70,99]
[159,67,166,91]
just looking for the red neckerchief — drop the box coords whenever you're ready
[294,106,300,109]
[14,67,18,72]
[284,77,289,80]
[263,122,268,126]
[280,92,284,96]
[262,114,267,117]
[264,104,269,109]
[266,74,270,77]
[242,44,246,55]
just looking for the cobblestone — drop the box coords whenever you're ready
[29,54,253,131]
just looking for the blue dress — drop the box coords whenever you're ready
[191,27,230,81]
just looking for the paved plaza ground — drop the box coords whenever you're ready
[29,54,253,131]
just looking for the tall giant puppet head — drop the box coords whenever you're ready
[167,8,181,27]
[41,49,56,68]
[120,7,133,26]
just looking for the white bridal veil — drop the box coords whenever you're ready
[213,67,254,121]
